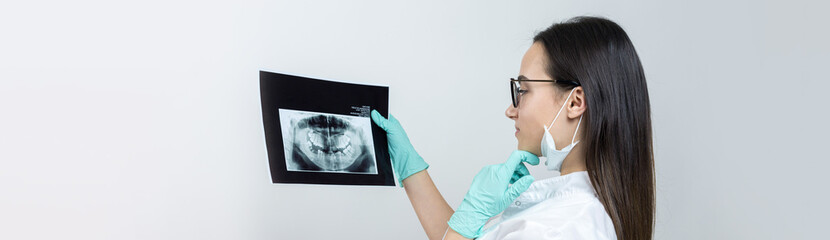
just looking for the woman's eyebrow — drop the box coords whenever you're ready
[517,75,531,88]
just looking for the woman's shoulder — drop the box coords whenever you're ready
[526,194,612,226]
[480,196,617,240]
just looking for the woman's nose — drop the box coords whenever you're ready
[505,104,518,119]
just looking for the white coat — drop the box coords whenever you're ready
[475,171,617,239]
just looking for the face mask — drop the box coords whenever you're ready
[541,88,583,172]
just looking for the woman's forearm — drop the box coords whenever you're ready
[402,169,455,240]
[444,227,472,240]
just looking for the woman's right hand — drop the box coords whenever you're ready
[447,150,539,239]
[371,110,430,187]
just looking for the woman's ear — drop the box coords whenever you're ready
[567,86,587,119]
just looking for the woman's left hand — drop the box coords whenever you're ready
[447,150,540,239]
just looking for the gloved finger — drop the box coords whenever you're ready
[506,175,535,201]
[504,150,541,169]
[388,113,401,127]
[521,151,540,166]
[370,110,389,131]
[515,162,530,176]
[510,172,519,184]
[510,163,530,184]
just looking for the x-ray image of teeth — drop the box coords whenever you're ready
[278,109,378,174]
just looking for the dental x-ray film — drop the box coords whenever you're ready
[260,70,395,186]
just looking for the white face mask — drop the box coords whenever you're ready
[541,88,583,172]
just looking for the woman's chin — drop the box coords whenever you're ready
[516,144,542,156]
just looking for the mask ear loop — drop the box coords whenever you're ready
[545,88,577,132]
[571,115,583,145]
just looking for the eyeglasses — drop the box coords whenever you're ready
[510,78,581,108]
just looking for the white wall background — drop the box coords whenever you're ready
[1,0,828,239]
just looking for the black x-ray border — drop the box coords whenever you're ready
[260,70,394,186]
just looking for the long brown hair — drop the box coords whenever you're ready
[533,16,655,240]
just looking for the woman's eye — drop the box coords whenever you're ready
[518,89,528,95]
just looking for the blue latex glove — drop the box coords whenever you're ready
[370,110,430,187]
[447,150,540,239]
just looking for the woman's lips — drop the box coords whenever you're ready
[515,127,520,136]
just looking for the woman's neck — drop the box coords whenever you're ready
[559,143,587,175]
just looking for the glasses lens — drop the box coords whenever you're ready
[510,81,518,107]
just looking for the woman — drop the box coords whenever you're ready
[370,16,654,240]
